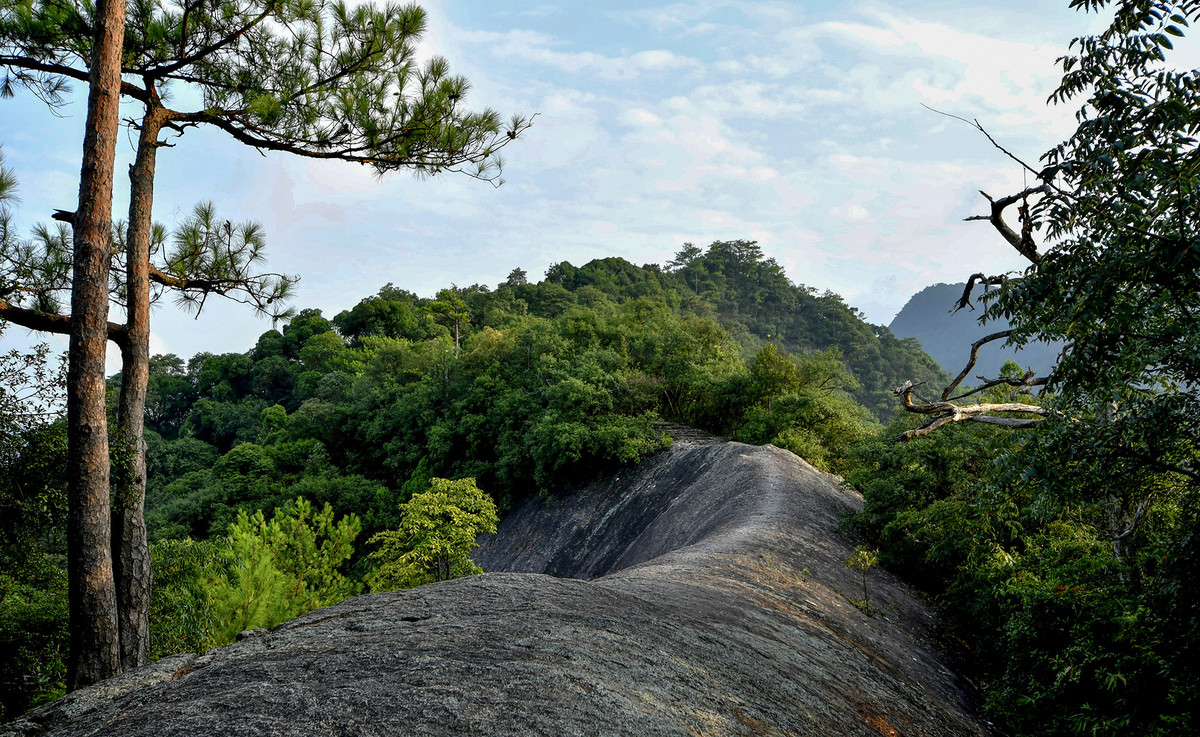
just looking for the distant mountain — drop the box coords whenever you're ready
[888,283,1062,380]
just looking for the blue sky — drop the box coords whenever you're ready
[0,1,1131,368]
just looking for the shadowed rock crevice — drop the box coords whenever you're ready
[4,441,993,737]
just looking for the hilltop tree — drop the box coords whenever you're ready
[332,285,429,343]
[503,267,528,287]
[1,0,527,685]
[428,287,470,358]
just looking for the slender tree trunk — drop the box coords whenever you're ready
[66,0,126,691]
[112,104,165,671]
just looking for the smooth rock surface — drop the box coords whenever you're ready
[5,441,992,736]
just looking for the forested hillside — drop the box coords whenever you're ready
[1,240,944,716]
[549,241,948,419]
[136,240,942,528]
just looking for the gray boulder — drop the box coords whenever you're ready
[5,441,992,736]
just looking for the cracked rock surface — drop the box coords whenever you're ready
[4,441,993,736]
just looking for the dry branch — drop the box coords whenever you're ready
[963,186,1047,264]
[953,273,1006,313]
[893,380,1047,441]
[942,330,1014,401]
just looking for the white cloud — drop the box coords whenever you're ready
[464,28,700,81]
[829,202,872,222]
[803,11,1077,138]
[621,108,662,127]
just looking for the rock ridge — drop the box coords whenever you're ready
[5,441,993,737]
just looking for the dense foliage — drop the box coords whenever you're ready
[851,2,1200,734]
[149,498,359,657]
[849,409,1196,735]
[0,333,68,718]
[136,241,917,549]
[989,3,1200,731]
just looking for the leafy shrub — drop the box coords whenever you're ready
[150,498,361,652]
[369,478,498,591]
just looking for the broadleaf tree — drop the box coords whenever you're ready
[897,0,1199,553]
[891,3,1200,729]
[369,477,498,591]
[1,0,527,686]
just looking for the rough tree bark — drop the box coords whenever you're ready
[111,101,167,672]
[111,91,295,670]
[66,0,126,691]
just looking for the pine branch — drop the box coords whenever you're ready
[0,296,129,346]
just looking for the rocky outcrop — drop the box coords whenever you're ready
[5,441,993,737]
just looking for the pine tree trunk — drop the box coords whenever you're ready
[112,106,164,671]
[66,0,126,691]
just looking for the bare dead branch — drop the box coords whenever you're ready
[888,113,1072,442]
[900,413,959,438]
[965,186,1048,264]
[1112,494,1151,558]
[893,380,1047,441]
[953,273,1007,313]
[942,330,1014,400]
[921,104,1057,189]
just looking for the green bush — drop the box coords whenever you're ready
[0,562,67,720]
[206,498,361,644]
[369,478,498,591]
[149,498,361,653]
[149,537,224,658]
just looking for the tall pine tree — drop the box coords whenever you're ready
[1,0,528,684]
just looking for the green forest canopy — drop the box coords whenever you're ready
[136,238,937,527]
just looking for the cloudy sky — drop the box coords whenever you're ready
[0,1,1123,368]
